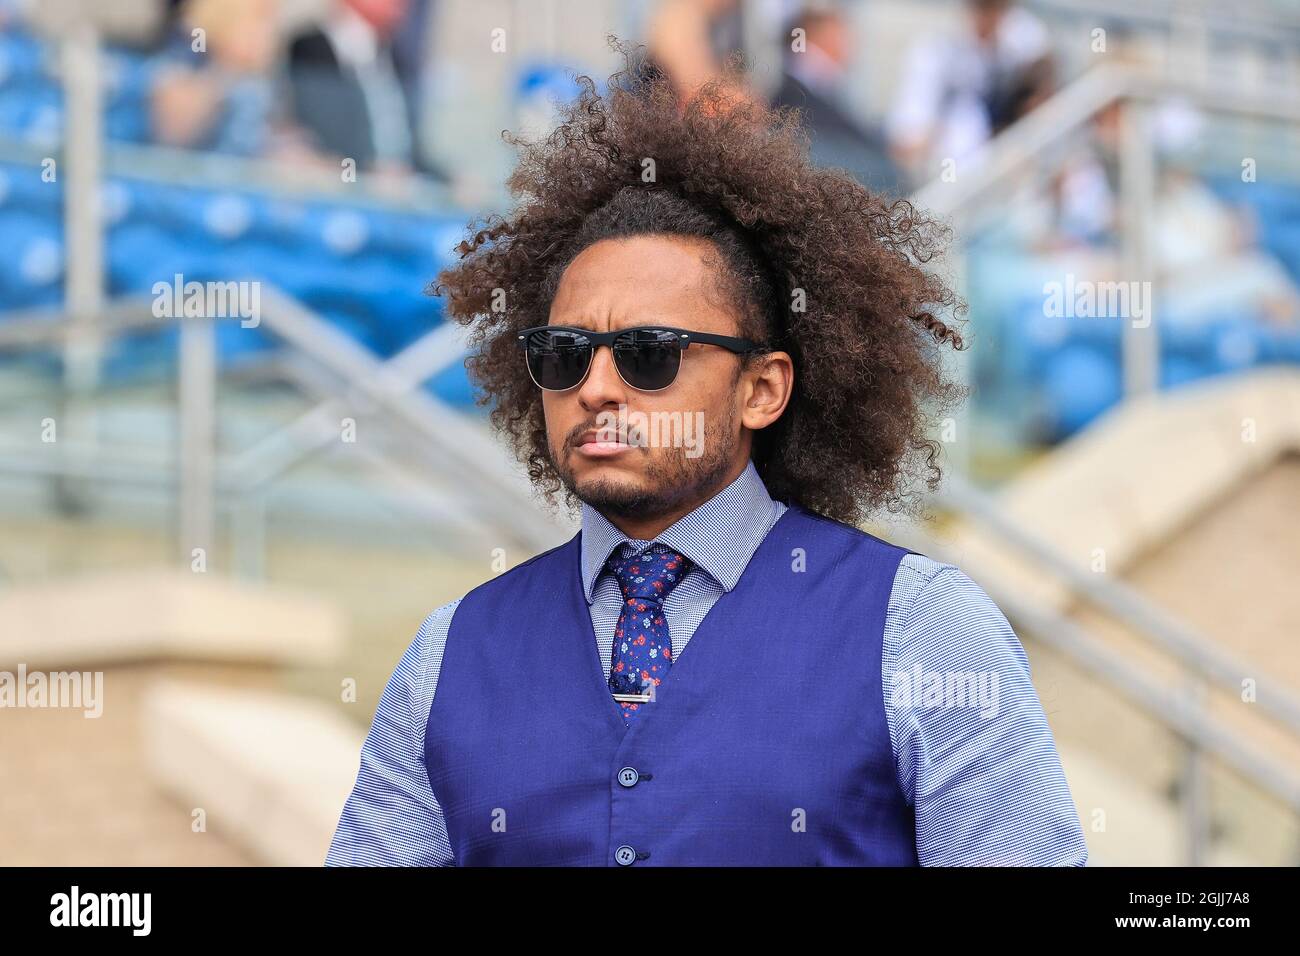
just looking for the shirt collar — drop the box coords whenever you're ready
[579,459,779,603]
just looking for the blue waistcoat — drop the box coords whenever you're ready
[424,503,919,866]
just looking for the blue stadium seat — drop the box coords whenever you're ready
[1040,344,1122,439]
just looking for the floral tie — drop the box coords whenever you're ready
[605,543,693,723]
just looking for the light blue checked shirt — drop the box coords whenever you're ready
[326,460,1089,866]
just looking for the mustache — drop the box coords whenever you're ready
[568,420,634,445]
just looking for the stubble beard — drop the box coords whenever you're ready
[553,403,740,521]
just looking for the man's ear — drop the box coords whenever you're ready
[740,351,794,432]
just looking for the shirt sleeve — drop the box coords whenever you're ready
[324,601,461,866]
[883,556,1089,866]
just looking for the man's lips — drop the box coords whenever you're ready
[574,430,635,458]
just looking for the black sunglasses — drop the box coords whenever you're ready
[517,325,767,392]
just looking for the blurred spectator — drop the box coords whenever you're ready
[642,0,756,107]
[887,0,1055,182]
[150,0,280,156]
[1153,168,1300,328]
[287,0,444,179]
[771,5,904,194]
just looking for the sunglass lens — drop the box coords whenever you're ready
[526,329,591,390]
[614,329,681,390]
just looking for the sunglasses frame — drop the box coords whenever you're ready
[517,325,769,392]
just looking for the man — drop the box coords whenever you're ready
[770,5,904,194]
[287,0,446,179]
[888,0,1055,179]
[326,59,1088,866]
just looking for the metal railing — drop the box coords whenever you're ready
[0,291,570,559]
[908,60,1300,864]
[914,61,1300,399]
[904,473,1300,865]
[0,20,562,561]
[0,28,1298,865]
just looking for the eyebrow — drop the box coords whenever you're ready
[546,318,659,331]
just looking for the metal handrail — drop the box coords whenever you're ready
[913,448,1300,861]
[1033,0,1300,44]
[0,290,568,554]
[913,62,1300,224]
[906,64,1300,728]
[252,287,566,551]
[936,470,1300,741]
[225,320,471,493]
[907,524,1300,806]
[904,59,1300,863]
[904,522,1300,862]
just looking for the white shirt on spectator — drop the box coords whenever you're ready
[323,5,412,165]
[888,6,1050,171]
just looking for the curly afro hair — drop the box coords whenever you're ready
[432,48,965,527]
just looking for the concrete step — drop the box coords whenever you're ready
[140,679,363,866]
[0,567,345,670]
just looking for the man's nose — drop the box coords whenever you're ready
[577,345,627,410]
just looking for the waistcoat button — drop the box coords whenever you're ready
[614,845,637,866]
[617,767,640,788]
